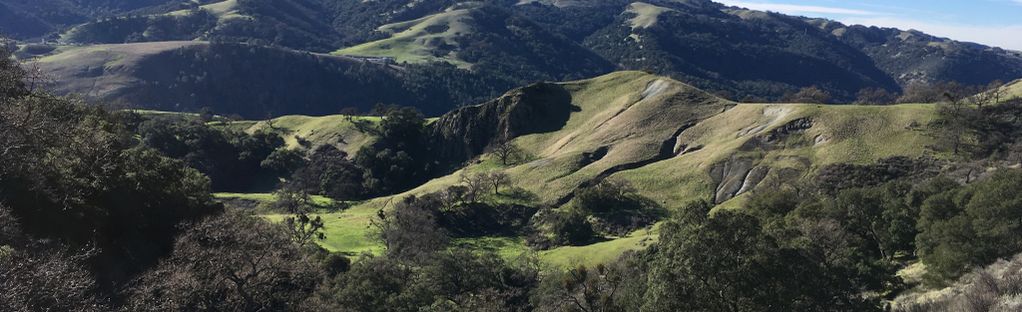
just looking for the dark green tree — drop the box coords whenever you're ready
[642,201,882,312]
[917,171,1022,284]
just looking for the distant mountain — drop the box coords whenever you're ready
[60,0,343,52]
[0,0,189,39]
[578,1,900,100]
[809,19,1022,86]
[327,0,1022,102]
[335,3,614,83]
[14,0,1022,114]
[36,41,515,117]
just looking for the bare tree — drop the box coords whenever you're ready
[898,82,945,103]
[941,84,974,155]
[340,107,360,123]
[436,185,469,211]
[972,80,1006,108]
[283,213,326,248]
[373,196,448,262]
[486,171,512,195]
[274,186,312,214]
[855,87,897,105]
[274,186,325,247]
[459,172,488,203]
[783,86,831,104]
[123,211,320,312]
[490,138,524,166]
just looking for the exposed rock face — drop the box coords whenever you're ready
[740,117,814,151]
[710,157,768,204]
[427,82,574,170]
[764,117,813,143]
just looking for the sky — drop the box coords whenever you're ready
[714,0,1022,50]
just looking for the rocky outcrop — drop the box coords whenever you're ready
[710,157,769,204]
[740,117,814,151]
[426,82,574,170]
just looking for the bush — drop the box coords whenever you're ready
[917,171,1022,284]
[375,196,449,262]
[896,253,1022,312]
[574,179,663,236]
[643,201,883,312]
[312,249,538,312]
[550,210,597,246]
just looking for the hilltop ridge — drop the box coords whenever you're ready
[261,71,939,264]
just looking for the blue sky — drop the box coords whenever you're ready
[715,0,1022,50]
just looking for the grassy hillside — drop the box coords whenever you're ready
[0,0,185,39]
[36,41,202,99]
[237,114,381,154]
[35,41,509,117]
[625,2,675,29]
[1002,79,1022,100]
[615,103,936,208]
[59,0,341,51]
[334,3,613,82]
[336,7,475,66]
[168,0,244,21]
[224,71,939,267]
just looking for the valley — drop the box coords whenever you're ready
[208,71,942,269]
[5,1,1022,311]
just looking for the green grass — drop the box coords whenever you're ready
[453,237,531,260]
[1002,79,1022,100]
[540,224,660,268]
[263,207,383,256]
[168,0,247,22]
[613,103,938,210]
[626,2,676,29]
[214,192,337,207]
[213,71,945,268]
[129,109,200,117]
[334,8,474,67]
[235,114,380,153]
[216,192,382,255]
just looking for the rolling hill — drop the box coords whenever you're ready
[233,71,939,266]
[335,3,614,82]
[1001,79,1022,100]
[60,0,342,52]
[0,0,190,39]
[581,1,901,101]
[34,41,514,117]
[811,19,1022,87]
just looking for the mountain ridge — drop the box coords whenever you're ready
[13,0,1022,115]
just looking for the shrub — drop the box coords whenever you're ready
[574,179,663,236]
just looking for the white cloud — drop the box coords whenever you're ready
[715,0,878,15]
[840,16,1022,51]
